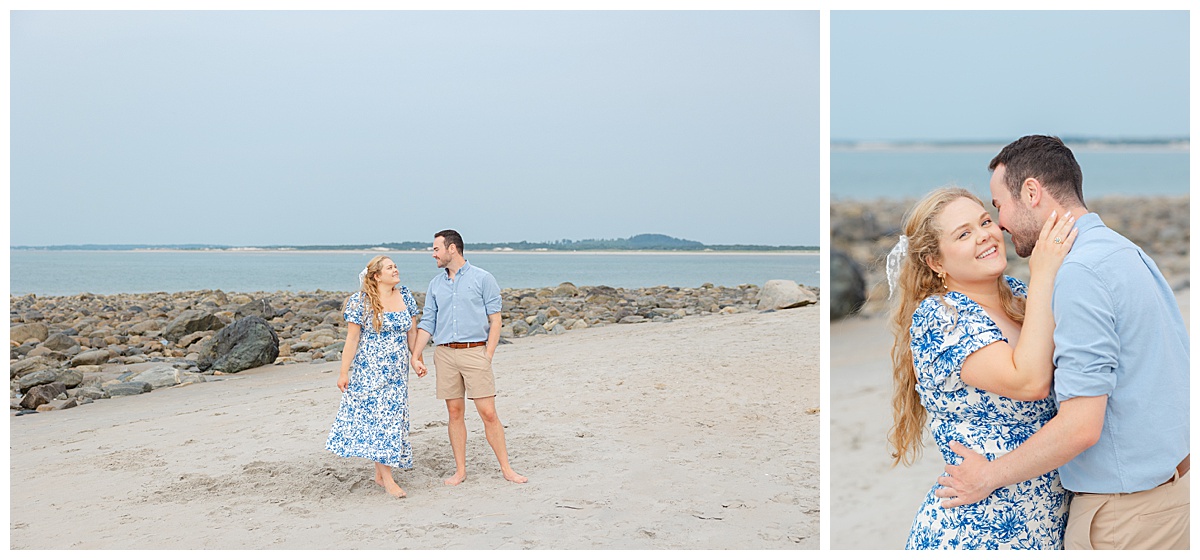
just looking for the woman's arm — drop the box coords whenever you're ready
[337,322,361,392]
[960,212,1078,401]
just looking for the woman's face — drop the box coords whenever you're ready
[373,258,400,286]
[930,197,1007,288]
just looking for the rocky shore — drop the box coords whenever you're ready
[10,280,817,414]
[831,194,1190,317]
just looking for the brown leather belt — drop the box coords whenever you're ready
[439,341,486,349]
[1075,454,1189,495]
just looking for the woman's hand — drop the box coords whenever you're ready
[337,372,350,392]
[1027,210,1079,280]
[412,358,427,378]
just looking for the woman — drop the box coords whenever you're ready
[326,255,421,498]
[887,187,1078,549]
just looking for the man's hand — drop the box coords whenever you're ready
[412,358,427,378]
[935,441,998,508]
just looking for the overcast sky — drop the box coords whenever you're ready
[832,10,1190,142]
[10,10,820,247]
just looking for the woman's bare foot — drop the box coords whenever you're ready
[374,473,384,487]
[502,469,528,484]
[381,479,407,498]
[444,471,467,486]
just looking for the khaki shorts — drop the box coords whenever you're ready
[1065,470,1190,550]
[434,345,496,400]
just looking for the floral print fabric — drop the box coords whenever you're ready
[905,277,1068,550]
[325,288,418,468]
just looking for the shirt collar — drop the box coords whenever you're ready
[443,260,472,279]
[1073,212,1104,234]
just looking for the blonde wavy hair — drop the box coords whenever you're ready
[358,255,392,333]
[887,187,1026,466]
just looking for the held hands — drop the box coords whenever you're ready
[1027,210,1079,279]
[412,357,427,378]
[935,441,997,508]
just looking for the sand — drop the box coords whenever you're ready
[9,305,819,550]
[829,290,1190,550]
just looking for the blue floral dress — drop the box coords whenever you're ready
[326,288,418,468]
[905,277,1068,550]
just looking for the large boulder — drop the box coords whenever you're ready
[11,323,49,345]
[199,316,280,373]
[755,280,818,310]
[162,310,226,343]
[830,250,867,320]
[20,381,67,409]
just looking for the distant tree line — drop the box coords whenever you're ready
[13,233,817,252]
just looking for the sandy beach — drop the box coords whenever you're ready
[9,304,818,549]
[829,290,1190,549]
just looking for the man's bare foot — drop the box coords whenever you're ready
[444,471,467,486]
[381,479,407,498]
[503,470,528,484]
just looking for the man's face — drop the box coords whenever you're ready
[432,237,451,268]
[989,164,1043,258]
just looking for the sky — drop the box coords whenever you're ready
[832,10,1190,143]
[8,10,819,247]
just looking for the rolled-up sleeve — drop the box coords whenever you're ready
[418,279,438,335]
[482,273,502,315]
[1052,262,1120,401]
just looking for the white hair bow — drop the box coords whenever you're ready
[886,235,909,300]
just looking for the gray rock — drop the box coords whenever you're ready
[41,332,79,352]
[20,381,67,409]
[235,299,275,320]
[10,356,60,378]
[163,310,226,343]
[618,315,647,324]
[830,250,867,320]
[553,282,580,297]
[16,369,61,391]
[199,316,280,373]
[70,349,113,367]
[11,323,49,344]
[128,364,182,389]
[755,280,818,311]
[105,382,153,397]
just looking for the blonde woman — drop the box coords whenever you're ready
[326,256,422,498]
[887,187,1077,549]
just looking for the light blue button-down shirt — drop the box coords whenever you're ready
[417,261,502,345]
[1051,213,1189,493]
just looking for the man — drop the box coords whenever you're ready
[935,135,1189,549]
[411,229,527,485]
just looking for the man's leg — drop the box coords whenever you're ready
[445,398,468,486]
[473,396,527,483]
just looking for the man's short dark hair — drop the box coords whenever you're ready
[989,135,1085,207]
[435,229,464,254]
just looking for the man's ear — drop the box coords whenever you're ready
[1022,177,1043,208]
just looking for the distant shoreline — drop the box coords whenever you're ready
[9,248,818,255]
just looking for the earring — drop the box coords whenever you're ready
[938,271,948,290]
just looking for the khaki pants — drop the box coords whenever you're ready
[1065,470,1189,550]
[433,345,496,400]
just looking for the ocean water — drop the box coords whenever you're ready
[8,250,818,296]
[832,145,1189,200]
